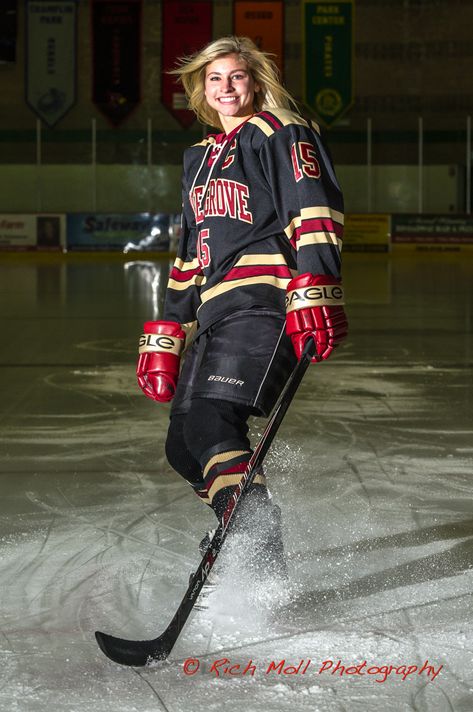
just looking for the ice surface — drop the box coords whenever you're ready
[0,256,472,711]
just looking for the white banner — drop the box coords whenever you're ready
[0,214,65,250]
[25,1,76,127]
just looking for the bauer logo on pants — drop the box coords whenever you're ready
[207,375,245,387]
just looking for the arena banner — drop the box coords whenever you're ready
[161,1,213,128]
[25,1,77,127]
[391,214,473,251]
[0,1,17,64]
[233,1,284,74]
[0,214,66,251]
[91,0,142,126]
[344,214,390,252]
[302,0,354,127]
[66,213,171,252]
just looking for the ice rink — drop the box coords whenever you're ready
[0,252,472,711]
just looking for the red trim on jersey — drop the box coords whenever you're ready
[288,217,343,248]
[295,218,343,239]
[223,264,293,282]
[169,265,203,282]
[258,111,284,130]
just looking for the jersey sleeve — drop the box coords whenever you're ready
[258,120,344,279]
[163,171,203,333]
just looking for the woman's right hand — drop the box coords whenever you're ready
[136,321,186,402]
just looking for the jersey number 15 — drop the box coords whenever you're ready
[291,141,321,182]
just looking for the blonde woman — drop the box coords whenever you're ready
[137,36,347,579]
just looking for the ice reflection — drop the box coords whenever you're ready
[124,260,170,320]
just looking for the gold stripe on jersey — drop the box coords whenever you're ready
[198,274,291,307]
[233,253,295,267]
[168,274,206,291]
[297,232,343,250]
[248,115,275,137]
[172,256,201,271]
[271,108,310,128]
[284,206,345,240]
[248,109,312,136]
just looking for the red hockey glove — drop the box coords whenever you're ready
[136,321,186,402]
[286,273,348,362]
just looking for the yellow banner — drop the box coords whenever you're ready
[344,214,390,252]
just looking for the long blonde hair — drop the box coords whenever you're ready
[169,36,297,129]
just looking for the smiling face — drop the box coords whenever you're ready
[204,53,260,132]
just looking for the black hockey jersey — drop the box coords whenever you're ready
[163,107,344,337]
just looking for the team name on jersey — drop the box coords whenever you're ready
[190,179,253,225]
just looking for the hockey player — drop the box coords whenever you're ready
[136,36,348,578]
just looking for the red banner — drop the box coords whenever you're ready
[233,1,284,74]
[91,0,142,126]
[161,1,213,128]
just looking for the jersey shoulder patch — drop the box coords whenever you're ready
[248,108,312,137]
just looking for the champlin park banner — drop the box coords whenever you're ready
[25,0,77,127]
[303,0,354,127]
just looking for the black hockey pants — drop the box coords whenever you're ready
[165,397,268,519]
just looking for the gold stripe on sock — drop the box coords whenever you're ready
[203,450,251,478]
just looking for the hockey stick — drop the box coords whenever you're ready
[95,338,316,666]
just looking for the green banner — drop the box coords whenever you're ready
[303,0,354,127]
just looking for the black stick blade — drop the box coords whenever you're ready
[95,631,171,666]
[94,340,315,667]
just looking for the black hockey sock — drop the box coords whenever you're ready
[165,413,205,486]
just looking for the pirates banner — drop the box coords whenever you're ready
[233,1,284,74]
[303,0,354,127]
[161,1,213,128]
[0,1,17,64]
[25,1,77,126]
[91,0,142,126]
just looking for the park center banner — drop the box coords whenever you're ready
[161,1,213,128]
[303,0,354,127]
[25,1,77,126]
[91,0,142,126]
[233,1,284,74]
[0,1,17,64]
